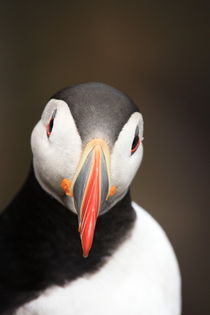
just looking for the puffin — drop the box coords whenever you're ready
[0,82,181,315]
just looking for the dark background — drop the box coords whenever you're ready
[0,1,209,314]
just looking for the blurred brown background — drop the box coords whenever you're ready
[0,1,209,314]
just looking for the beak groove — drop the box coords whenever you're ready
[73,141,110,257]
[60,139,117,257]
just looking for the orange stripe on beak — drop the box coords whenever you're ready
[60,139,117,258]
[79,146,101,257]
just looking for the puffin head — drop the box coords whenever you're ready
[31,82,144,257]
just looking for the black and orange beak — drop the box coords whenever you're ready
[61,139,116,257]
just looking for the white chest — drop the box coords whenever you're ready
[16,204,181,315]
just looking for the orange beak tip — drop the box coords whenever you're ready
[81,239,91,258]
[82,247,90,258]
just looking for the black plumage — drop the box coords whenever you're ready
[0,167,136,315]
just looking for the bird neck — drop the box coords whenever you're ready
[0,166,136,312]
[3,166,136,287]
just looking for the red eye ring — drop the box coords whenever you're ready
[47,117,54,137]
[46,109,57,137]
[131,135,140,154]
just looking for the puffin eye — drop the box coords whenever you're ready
[131,127,140,154]
[47,109,57,137]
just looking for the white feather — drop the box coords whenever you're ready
[31,99,82,213]
[110,112,144,207]
[31,102,144,215]
[16,203,181,315]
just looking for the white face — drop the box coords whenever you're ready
[31,99,144,215]
[110,111,144,210]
